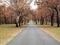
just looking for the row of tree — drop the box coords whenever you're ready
[33,0,60,27]
[0,0,32,27]
[14,0,32,27]
[0,6,15,24]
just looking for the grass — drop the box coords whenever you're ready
[0,24,22,45]
[37,23,60,41]
[48,27,60,37]
[37,24,60,35]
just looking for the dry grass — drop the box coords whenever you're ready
[0,24,25,45]
[37,24,60,42]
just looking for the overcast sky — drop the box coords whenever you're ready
[0,0,38,9]
[0,0,11,7]
[30,0,38,10]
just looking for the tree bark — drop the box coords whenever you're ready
[45,17,48,25]
[40,16,44,25]
[54,8,59,27]
[4,17,7,24]
[19,16,22,26]
[51,14,54,26]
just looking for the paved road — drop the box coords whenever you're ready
[7,20,60,45]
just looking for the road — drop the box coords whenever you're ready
[7,20,60,45]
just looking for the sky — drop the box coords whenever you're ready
[0,0,11,7]
[0,0,38,9]
[30,0,38,10]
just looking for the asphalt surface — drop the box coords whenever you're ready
[7,20,60,45]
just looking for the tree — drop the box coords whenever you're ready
[35,0,60,27]
[12,0,31,27]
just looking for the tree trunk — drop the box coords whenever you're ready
[54,8,59,27]
[45,17,48,25]
[15,16,19,27]
[4,17,7,24]
[40,16,44,25]
[11,16,13,24]
[19,16,22,26]
[0,17,1,24]
[35,19,37,24]
[51,14,54,26]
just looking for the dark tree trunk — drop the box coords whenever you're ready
[40,16,44,25]
[19,17,21,26]
[45,17,48,25]
[0,17,1,24]
[15,16,19,27]
[15,20,19,27]
[19,16,22,26]
[36,21,37,24]
[2,18,4,24]
[57,14,59,27]
[4,17,7,24]
[54,8,59,27]
[11,16,13,24]
[16,23,19,27]
[51,14,54,26]
[35,19,37,24]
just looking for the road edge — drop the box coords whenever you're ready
[40,28,60,43]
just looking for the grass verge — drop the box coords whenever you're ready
[0,24,26,45]
[37,24,60,42]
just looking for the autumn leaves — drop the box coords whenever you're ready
[0,0,60,27]
[33,0,60,27]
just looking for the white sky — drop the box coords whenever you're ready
[0,0,38,9]
[30,0,38,10]
[0,0,11,7]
